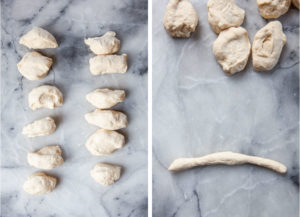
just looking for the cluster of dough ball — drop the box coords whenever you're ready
[23,145,63,194]
[213,20,286,74]
[18,27,63,195]
[207,0,290,75]
[162,0,295,75]
[85,31,128,75]
[209,0,288,74]
[84,89,127,156]
[206,0,290,75]
[18,27,57,80]
[84,31,130,186]
[20,28,129,194]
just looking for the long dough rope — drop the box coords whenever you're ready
[168,152,287,174]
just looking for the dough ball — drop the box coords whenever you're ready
[17,51,53,80]
[28,85,63,110]
[19,26,58,49]
[86,88,125,109]
[22,117,56,138]
[163,0,198,38]
[252,21,286,71]
[84,31,120,55]
[85,109,128,130]
[213,27,251,75]
[207,0,245,34]
[89,54,128,75]
[257,0,291,19]
[85,129,125,156]
[27,145,64,170]
[90,163,122,186]
[23,172,57,194]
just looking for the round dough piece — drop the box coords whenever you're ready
[213,27,251,75]
[257,0,291,19]
[292,0,300,8]
[28,85,63,110]
[85,129,125,156]
[86,88,125,109]
[19,26,58,49]
[17,52,53,81]
[89,54,128,75]
[23,172,57,194]
[22,117,56,138]
[85,109,128,130]
[90,163,122,186]
[207,0,245,34]
[84,31,120,55]
[27,145,64,170]
[163,0,198,38]
[252,21,286,71]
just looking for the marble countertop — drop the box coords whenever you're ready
[153,0,299,217]
[1,0,148,216]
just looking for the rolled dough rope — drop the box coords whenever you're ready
[168,152,287,174]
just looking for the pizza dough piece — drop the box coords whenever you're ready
[19,27,58,49]
[169,152,287,173]
[213,27,251,75]
[86,129,125,156]
[89,54,128,75]
[84,31,120,55]
[22,117,56,138]
[292,0,300,8]
[23,172,57,194]
[17,52,53,80]
[27,145,64,169]
[207,0,245,34]
[86,88,125,109]
[163,0,198,38]
[85,109,128,130]
[257,0,291,19]
[90,163,122,186]
[28,85,63,110]
[252,21,286,71]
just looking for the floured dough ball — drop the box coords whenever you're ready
[86,129,125,156]
[89,54,128,75]
[213,27,251,75]
[22,117,56,138]
[27,145,64,169]
[28,85,63,110]
[257,0,291,19]
[86,88,125,109]
[23,172,57,194]
[292,0,300,8]
[17,52,53,80]
[85,109,128,130]
[163,0,198,38]
[90,163,122,186]
[84,31,120,55]
[252,21,286,71]
[207,0,245,34]
[19,27,58,49]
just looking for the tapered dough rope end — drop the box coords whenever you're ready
[168,158,191,171]
[276,164,287,174]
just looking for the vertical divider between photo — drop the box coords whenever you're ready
[148,0,153,216]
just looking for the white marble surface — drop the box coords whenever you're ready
[153,0,299,217]
[1,0,148,216]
